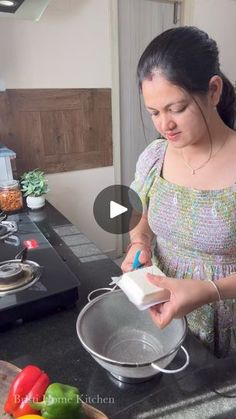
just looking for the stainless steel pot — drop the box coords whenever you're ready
[76,289,189,383]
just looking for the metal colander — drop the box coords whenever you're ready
[76,289,189,382]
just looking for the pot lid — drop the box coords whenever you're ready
[0,180,19,189]
[0,144,16,158]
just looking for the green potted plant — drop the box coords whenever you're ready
[20,169,49,209]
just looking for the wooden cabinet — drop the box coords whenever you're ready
[0,89,112,175]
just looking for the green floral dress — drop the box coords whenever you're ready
[131,139,236,358]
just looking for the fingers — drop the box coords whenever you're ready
[122,249,152,272]
[144,261,152,267]
[147,273,170,289]
[149,303,173,329]
[138,249,151,264]
[121,261,133,272]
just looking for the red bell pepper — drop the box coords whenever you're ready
[4,365,50,418]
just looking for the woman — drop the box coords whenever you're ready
[121,26,236,358]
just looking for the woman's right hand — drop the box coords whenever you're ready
[121,243,152,273]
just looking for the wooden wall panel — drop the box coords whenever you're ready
[40,111,66,155]
[15,111,44,171]
[63,110,87,153]
[0,92,14,150]
[0,89,112,175]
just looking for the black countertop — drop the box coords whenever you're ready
[1,203,236,419]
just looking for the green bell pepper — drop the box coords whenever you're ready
[29,383,82,419]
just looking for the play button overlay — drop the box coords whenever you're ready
[110,201,128,219]
[93,185,143,234]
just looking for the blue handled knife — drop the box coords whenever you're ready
[132,249,145,270]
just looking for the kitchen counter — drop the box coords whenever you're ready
[1,203,236,419]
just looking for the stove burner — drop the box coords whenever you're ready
[0,259,43,295]
[0,211,7,222]
[0,221,18,240]
[0,262,23,280]
[0,225,8,237]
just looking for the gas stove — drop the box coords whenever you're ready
[0,212,18,244]
[0,220,17,239]
[0,212,79,329]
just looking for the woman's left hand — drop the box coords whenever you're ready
[147,273,217,328]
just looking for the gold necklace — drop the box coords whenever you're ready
[181,134,229,175]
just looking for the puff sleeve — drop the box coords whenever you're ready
[130,139,166,213]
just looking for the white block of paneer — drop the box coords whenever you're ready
[117,265,170,310]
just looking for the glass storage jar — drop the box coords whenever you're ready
[0,180,23,212]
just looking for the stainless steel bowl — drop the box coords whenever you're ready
[76,289,189,383]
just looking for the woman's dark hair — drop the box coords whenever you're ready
[137,26,236,129]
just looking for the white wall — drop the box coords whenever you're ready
[47,166,116,253]
[185,0,236,85]
[0,0,116,252]
[0,0,112,88]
